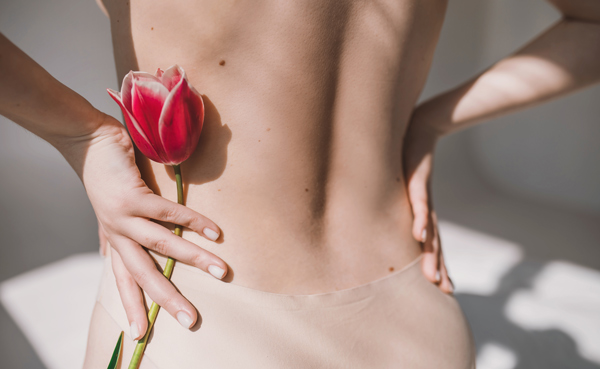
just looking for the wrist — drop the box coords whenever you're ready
[52,113,132,180]
[410,101,450,139]
[43,96,107,145]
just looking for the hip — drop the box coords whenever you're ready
[84,250,476,368]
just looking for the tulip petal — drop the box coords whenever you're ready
[132,71,161,83]
[158,71,204,165]
[120,71,134,112]
[160,65,183,91]
[155,68,164,78]
[121,72,159,111]
[131,77,171,162]
[107,88,163,163]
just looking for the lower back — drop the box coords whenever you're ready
[103,0,447,292]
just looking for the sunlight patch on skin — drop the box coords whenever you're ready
[452,55,572,125]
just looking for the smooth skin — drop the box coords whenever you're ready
[404,0,600,290]
[1,0,600,345]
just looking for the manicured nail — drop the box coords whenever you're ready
[130,322,140,340]
[203,227,219,241]
[208,265,226,279]
[421,229,427,242]
[176,311,193,329]
[435,270,441,283]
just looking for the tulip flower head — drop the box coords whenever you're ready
[107,65,204,165]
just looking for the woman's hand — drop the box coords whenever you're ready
[402,109,454,295]
[56,114,227,340]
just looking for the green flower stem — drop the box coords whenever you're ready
[128,164,184,369]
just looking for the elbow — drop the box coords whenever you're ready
[546,0,600,24]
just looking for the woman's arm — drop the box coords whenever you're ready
[0,33,227,339]
[403,0,600,293]
[0,33,105,150]
[413,0,600,137]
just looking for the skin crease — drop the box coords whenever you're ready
[100,0,447,294]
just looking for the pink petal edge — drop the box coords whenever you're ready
[120,71,134,112]
[160,64,183,91]
[106,88,163,163]
[157,69,204,164]
[130,78,170,161]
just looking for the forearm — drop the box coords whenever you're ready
[0,33,105,147]
[415,10,600,136]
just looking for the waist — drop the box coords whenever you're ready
[139,162,421,294]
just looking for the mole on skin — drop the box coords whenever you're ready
[395,177,400,182]
[219,60,226,66]
[389,267,395,272]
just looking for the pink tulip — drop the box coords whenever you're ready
[107,65,204,165]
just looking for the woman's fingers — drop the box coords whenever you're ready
[438,250,454,294]
[110,246,148,340]
[406,156,444,288]
[98,220,109,257]
[133,194,221,242]
[420,213,439,284]
[431,211,453,295]
[125,218,228,279]
[404,145,433,245]
[408,178,430,243]
[115,235,198,329]
[406,169,449,293]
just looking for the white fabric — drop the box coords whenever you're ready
[0,253,103,369]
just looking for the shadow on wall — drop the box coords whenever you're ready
[458,260,600,369]
[422,2,600,365]
[433,131,600,368]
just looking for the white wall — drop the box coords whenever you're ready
[0,0,119,282]
[470,0,600,215]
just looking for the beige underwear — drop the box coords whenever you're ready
[83,251,476,368]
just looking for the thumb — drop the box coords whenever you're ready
[408,178,429,243]
[98,219,108,256]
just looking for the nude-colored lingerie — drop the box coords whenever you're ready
[83,250,476,368]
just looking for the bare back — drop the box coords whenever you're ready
[100,0,447,293]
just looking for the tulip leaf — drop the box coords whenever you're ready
[107,331,124,369]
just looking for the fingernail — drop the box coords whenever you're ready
[130,322,140,340]
[208,265,225,279]
[421,229,427,242]
[203,228,219,241]
[176,311,194,329]
[435,270,441,283]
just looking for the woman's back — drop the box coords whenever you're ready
[100,0,447,293]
